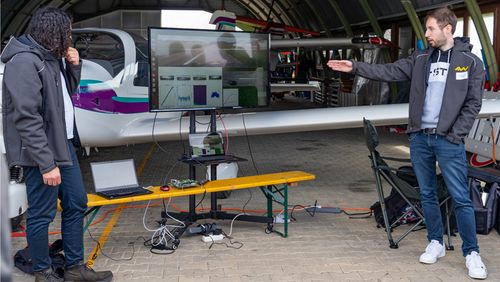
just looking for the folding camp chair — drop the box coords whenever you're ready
[363,118,454,249]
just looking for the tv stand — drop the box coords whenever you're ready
[167,110,273,238]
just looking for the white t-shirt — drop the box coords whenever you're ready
[421,49,450,129]
[60,71,74,139]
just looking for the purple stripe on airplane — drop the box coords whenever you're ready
[72,86,148,113]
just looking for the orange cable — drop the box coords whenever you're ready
[12,198,371,237]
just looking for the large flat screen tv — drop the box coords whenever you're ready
[148,27,270,112]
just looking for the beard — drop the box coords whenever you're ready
[428,37,446,48]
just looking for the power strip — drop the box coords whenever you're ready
[202,234,224,242]
[274,214,290,223]
[305,206,343,214]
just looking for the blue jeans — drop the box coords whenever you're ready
[409,132,478,256]
[24,141,88,272]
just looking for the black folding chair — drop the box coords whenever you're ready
[363,118,454,249]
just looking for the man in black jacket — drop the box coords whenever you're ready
[1,7,113,282]
[328,7,487,280]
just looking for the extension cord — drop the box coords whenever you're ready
[305,206,342,213]
[202,234,224,242]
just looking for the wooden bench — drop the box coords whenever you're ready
[84,171,315,266]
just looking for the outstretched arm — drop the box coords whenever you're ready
[327,60,353,73]
[327,55,415,82]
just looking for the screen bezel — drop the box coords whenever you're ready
[148,27,271,112]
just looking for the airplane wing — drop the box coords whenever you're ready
[75,95,500,148]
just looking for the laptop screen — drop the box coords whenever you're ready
[189,132,224,157]
[90,159,139,192]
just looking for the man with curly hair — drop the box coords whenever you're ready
[1,7,113,282]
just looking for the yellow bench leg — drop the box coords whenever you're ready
[86,204,124,267]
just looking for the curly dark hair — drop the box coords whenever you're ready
[28,7,73,58]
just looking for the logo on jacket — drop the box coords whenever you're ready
[455,66,469,80]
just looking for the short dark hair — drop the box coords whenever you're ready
[28,7,72,58]
[425,6,457,34]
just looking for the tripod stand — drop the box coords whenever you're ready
[168,110,273,238]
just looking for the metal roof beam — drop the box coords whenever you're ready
[465,0,498,87]
[2,0,50,40]
[327,0,353,37]
[400,0,427,49]
[282,0,316,34]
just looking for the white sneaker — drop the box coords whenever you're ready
[419,240,445,264]
[466,251,487,279]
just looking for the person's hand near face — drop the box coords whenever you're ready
[65,47,79,65]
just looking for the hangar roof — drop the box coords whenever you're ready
[0,0,469,42]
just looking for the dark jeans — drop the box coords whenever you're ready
[409,132,478,256]
[24,141,87,272]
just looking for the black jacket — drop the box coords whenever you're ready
[351,37,484,144]
[1,35,81,173]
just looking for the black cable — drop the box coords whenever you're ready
[195,119,211,125]
[151,112,172,155]
[216,111,230,154]
[189,158,209,180]
[290,204,309,221]
[241,113,260,175]
[342,210,373,218]
[143,236,176,255]
[194,190,207,210]
[162,198,168,214]
[179,112,186,155]
[241,189,253,214]
[145,199,184,255]
[142,221,180,255]
[85,228,135,261]
[207,230,243,250]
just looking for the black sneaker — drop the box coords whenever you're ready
[64,264,113,282]
[34,268,64,282]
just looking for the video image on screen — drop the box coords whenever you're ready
[148,28,270,111]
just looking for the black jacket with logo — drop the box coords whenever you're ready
[1,35,81,173]
[351,37,484,144]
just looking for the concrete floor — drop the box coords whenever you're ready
[9,116,500,281]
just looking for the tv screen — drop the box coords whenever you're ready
[148,27,270,112]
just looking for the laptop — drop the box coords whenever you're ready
[90,159,153,199]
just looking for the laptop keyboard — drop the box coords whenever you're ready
[108,188,137,195]
[100,187,145,197]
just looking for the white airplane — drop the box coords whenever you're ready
[2,28,500,220]
[69,28,409,148]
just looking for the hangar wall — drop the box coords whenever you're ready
[73,10,161,39]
